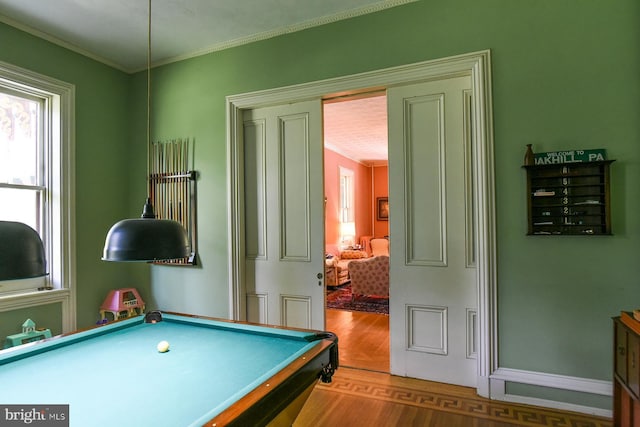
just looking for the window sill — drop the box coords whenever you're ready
[0,288,72,317]
[0,289,76,333]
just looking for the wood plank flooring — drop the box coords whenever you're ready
[295,308,613,427]
[325,308,389,372]
[295,368,612,427]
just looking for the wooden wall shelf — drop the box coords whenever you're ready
[524,160,614,236]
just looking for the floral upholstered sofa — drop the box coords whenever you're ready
[349,255,390,299]
[324,244,368,287]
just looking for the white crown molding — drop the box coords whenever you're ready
[151,0,418,71]
[1,0,418,74]
[0,13,128,72]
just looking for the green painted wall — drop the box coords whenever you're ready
[144,0,640,398]
[0,22,149,331]
[0,304,62,344]
[0,0,638,409]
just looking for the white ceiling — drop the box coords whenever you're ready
[0,0,396,162]
[324,94,388,165]
[0,0,414,73]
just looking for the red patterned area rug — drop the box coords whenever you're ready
[326,284,388,315]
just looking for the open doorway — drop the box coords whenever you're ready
[322,92,390,372]
[228,51,495,394]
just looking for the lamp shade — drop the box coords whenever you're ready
[102,199,190,262]
[0,221,47,280]
[340,222,356,237]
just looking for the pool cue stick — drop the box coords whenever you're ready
[181,139,186,228]
[155,141,159,217]
[173,140,177,223]
[164,140,168,219]
[157,141,162,218]
[174,140,178,222]
[175,140,179,223]
[168,141,172,219]
[148,141,152,202]
[177,139,183,263]
[154,141,159,206]
[156,141,160,210]
[184,139,188,235]
[151,141,155,208]
[174,140,178,221]
[174,140,179,222]
[176,140,182,263]
[162,142,166,219]
[167,141,173,219]
[177,139,181,224]
[169,140,173,220]
[156,141,161,212]
[184,139,188,230]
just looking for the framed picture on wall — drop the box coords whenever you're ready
[377,197,389,221]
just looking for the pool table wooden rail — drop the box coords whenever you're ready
[206,336,337,426]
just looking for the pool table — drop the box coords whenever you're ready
[0,311,338,426]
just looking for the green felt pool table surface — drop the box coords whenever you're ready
[0,312,338,426]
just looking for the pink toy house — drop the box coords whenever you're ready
[99,288,145,321]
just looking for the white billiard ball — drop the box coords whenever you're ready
[157,340,170,353]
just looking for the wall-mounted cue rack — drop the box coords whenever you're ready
[149,138,197,264]
[524,160,614,236]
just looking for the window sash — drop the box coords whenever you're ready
[339,167,354,223]
[1,85,49,292]
[0,60,76,333]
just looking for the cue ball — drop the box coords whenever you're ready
[157,340,170,353]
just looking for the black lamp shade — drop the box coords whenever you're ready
[0,221,47,280]
[102,217,190,262]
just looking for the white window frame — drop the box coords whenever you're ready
[339,166,354,223]
[339,166,356,246]
[0,61,76,333]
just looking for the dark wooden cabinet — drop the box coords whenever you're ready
[524,160,613,235]
[614,315,640,426]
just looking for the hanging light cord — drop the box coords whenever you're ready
[141,0,155,219]
[146,0,151,181]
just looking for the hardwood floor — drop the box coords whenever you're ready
[294,367,612,427]
[325,308,389,372]
[297,308,613,427]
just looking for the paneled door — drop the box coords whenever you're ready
[388,75,477,387]
[242,100,325,330]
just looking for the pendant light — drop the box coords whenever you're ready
[0,221,47,280]
[102,0,189,262]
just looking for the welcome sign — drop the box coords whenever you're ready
[534,149,606,165]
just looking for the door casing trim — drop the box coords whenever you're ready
[226,50,496,396]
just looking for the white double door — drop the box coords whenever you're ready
[242,100,325,330]
[388,76,477,387]
[242,75,476,387]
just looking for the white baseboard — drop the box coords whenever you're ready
[489,367,612,418]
